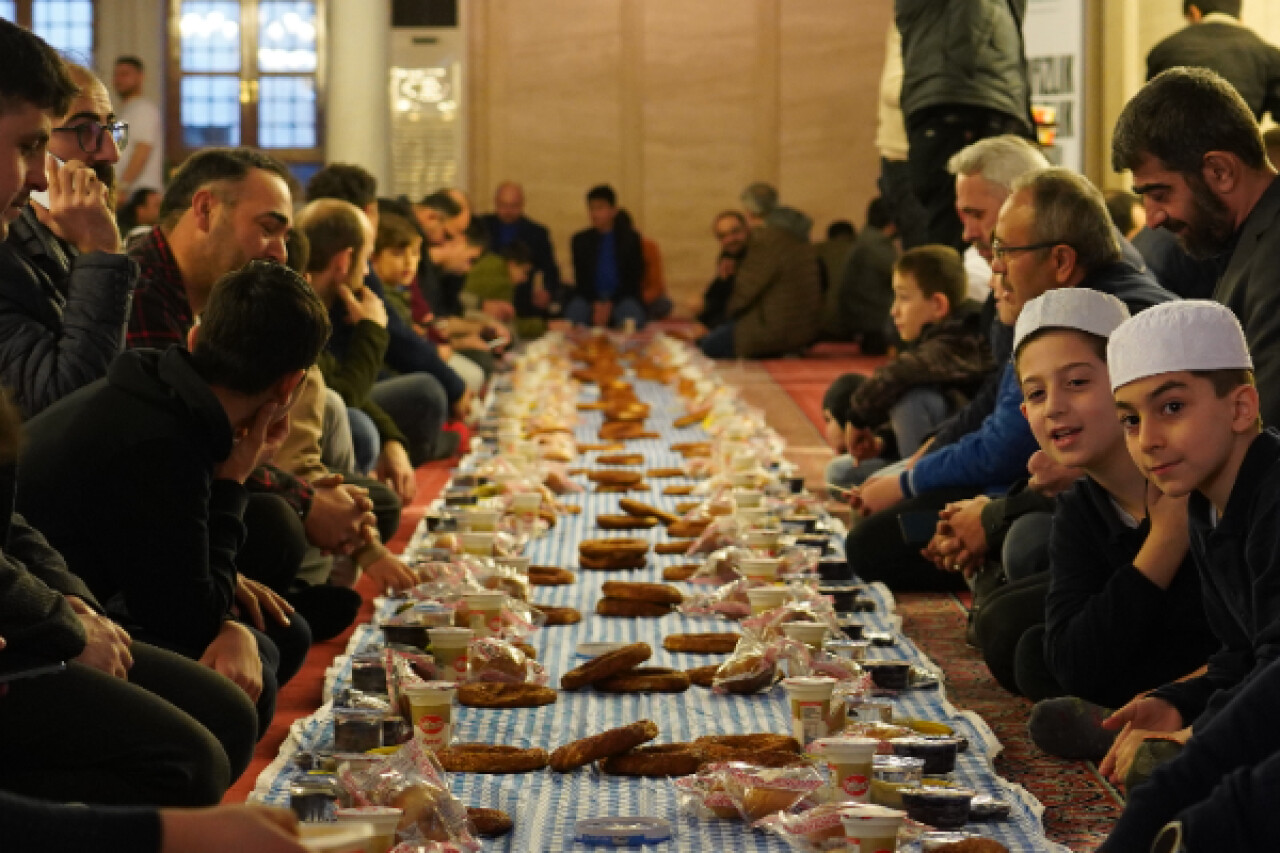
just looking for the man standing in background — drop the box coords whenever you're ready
[112,56,164,198]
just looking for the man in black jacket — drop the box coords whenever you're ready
[895,0,1035,251]
[17,261,330,737]
[479,180,561,325]
[567,184,646,328]
[1147,0,1280,122]
[1113,66,1280,426]
[0,62,136,419]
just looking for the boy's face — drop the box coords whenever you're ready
[823,410,845,452]
[1018,330,1120,470]
[1114,370,1254,498]
[889,270,946,343]
[372,239,421,288]
[506,259,531,286]
[0,102,52,239]
[588,199,616,231]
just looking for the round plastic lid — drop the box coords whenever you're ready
[574,816,673,846]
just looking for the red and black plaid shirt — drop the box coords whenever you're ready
[126,227,193,351]
[125,227,314,516]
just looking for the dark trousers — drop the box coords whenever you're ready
[878,156,928,251]
[0,641,257,806]
[974,570,1052,696]
[906,106,1032,252]
[136,616,310,742]
[845,487,974,591]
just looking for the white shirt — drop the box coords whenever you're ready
[117,95,164,194]
[963,245,992,303]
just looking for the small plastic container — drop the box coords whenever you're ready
[780,620,829,650]
[746,585,792,614]
[863,660,912,691]
[336,807,402,853]
[810,736,878,803]
[290,774,342,823]
[574,816,673,846]
[889,736,962,776]
[739,557,781,583]
[899,785,975,830]
[839,804,906,853]
[350,653,388,695]
[461,590,507,637]
[428,627,473,681]
[332,708,383,754]
[782,675,837,746]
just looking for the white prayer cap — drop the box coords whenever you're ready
[1013,287,1131,358]
[1108,300,1252,391]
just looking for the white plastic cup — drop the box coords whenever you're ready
[743,527,779,547]
[510,492,542,515]
[403,681,455,752]
[811,737,879,803]
[746,585,792,614]
[336,807,402,853]
[780,620,829,650]
[782,675,837,746]
[428,627,473,681]
[461,590,507,637]
[496,555,531,578]
[461,509,500,532]
[733,488,764,509]
[839,804,906,853]
[740,556,781,582]
[461,531,495,556]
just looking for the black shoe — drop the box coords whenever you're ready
[287,584,363,642]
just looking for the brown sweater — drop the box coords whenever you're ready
[728,223,822,358]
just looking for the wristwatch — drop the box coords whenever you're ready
[1151,821,1186,853]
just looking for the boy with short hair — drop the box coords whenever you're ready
[824,244,991,491]
[1100,300,1280,851]
[999,289,1213,715]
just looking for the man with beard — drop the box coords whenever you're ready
[0,62,137,418]
[1113,66,1280,425]
[691,210,747,330]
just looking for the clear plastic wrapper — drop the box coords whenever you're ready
[337,739,478,851]
[759,803,855,850]
[688,546,750,586]
[680,578,754,621]
[463,636,547,685]
[711,634,808,695]
[721,762,825,825]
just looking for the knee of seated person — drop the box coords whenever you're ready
[174,726,234,807]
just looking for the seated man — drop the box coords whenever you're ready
[16,261,330,735]
[478,180,561,340]
[0,61,136,418]
[821,198,898,351]
[567,184,646,329]
[699,189,822,359]
[847,167,1172,591]
[825,245,991,490]
[691,210,747,330]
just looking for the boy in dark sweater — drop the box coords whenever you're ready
[1007,289,1214,713]
[824,245,992,492]
[1102,300,1280,851]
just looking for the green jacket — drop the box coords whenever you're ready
[316,318,406,447]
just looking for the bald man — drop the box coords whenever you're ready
[478,181,562,333]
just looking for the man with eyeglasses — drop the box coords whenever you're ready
[0,61,138,418]
[844,166,1171,591]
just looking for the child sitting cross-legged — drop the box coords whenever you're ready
[824,245,992,493]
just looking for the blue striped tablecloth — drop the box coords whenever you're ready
[252,373,1069,853]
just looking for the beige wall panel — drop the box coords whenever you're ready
[780,0,891,241]
[479,0,625,276]
[637,0,762,304]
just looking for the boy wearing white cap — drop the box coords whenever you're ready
[999,290,1214,757]
[1098,300,1280,849]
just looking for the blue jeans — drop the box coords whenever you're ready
[698,321,736,358]
[346,408,380,474]
[564,295,648,329]
[369,372,449,466]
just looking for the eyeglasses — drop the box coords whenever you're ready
[52,120,129,155]
[990,237,1067,263]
